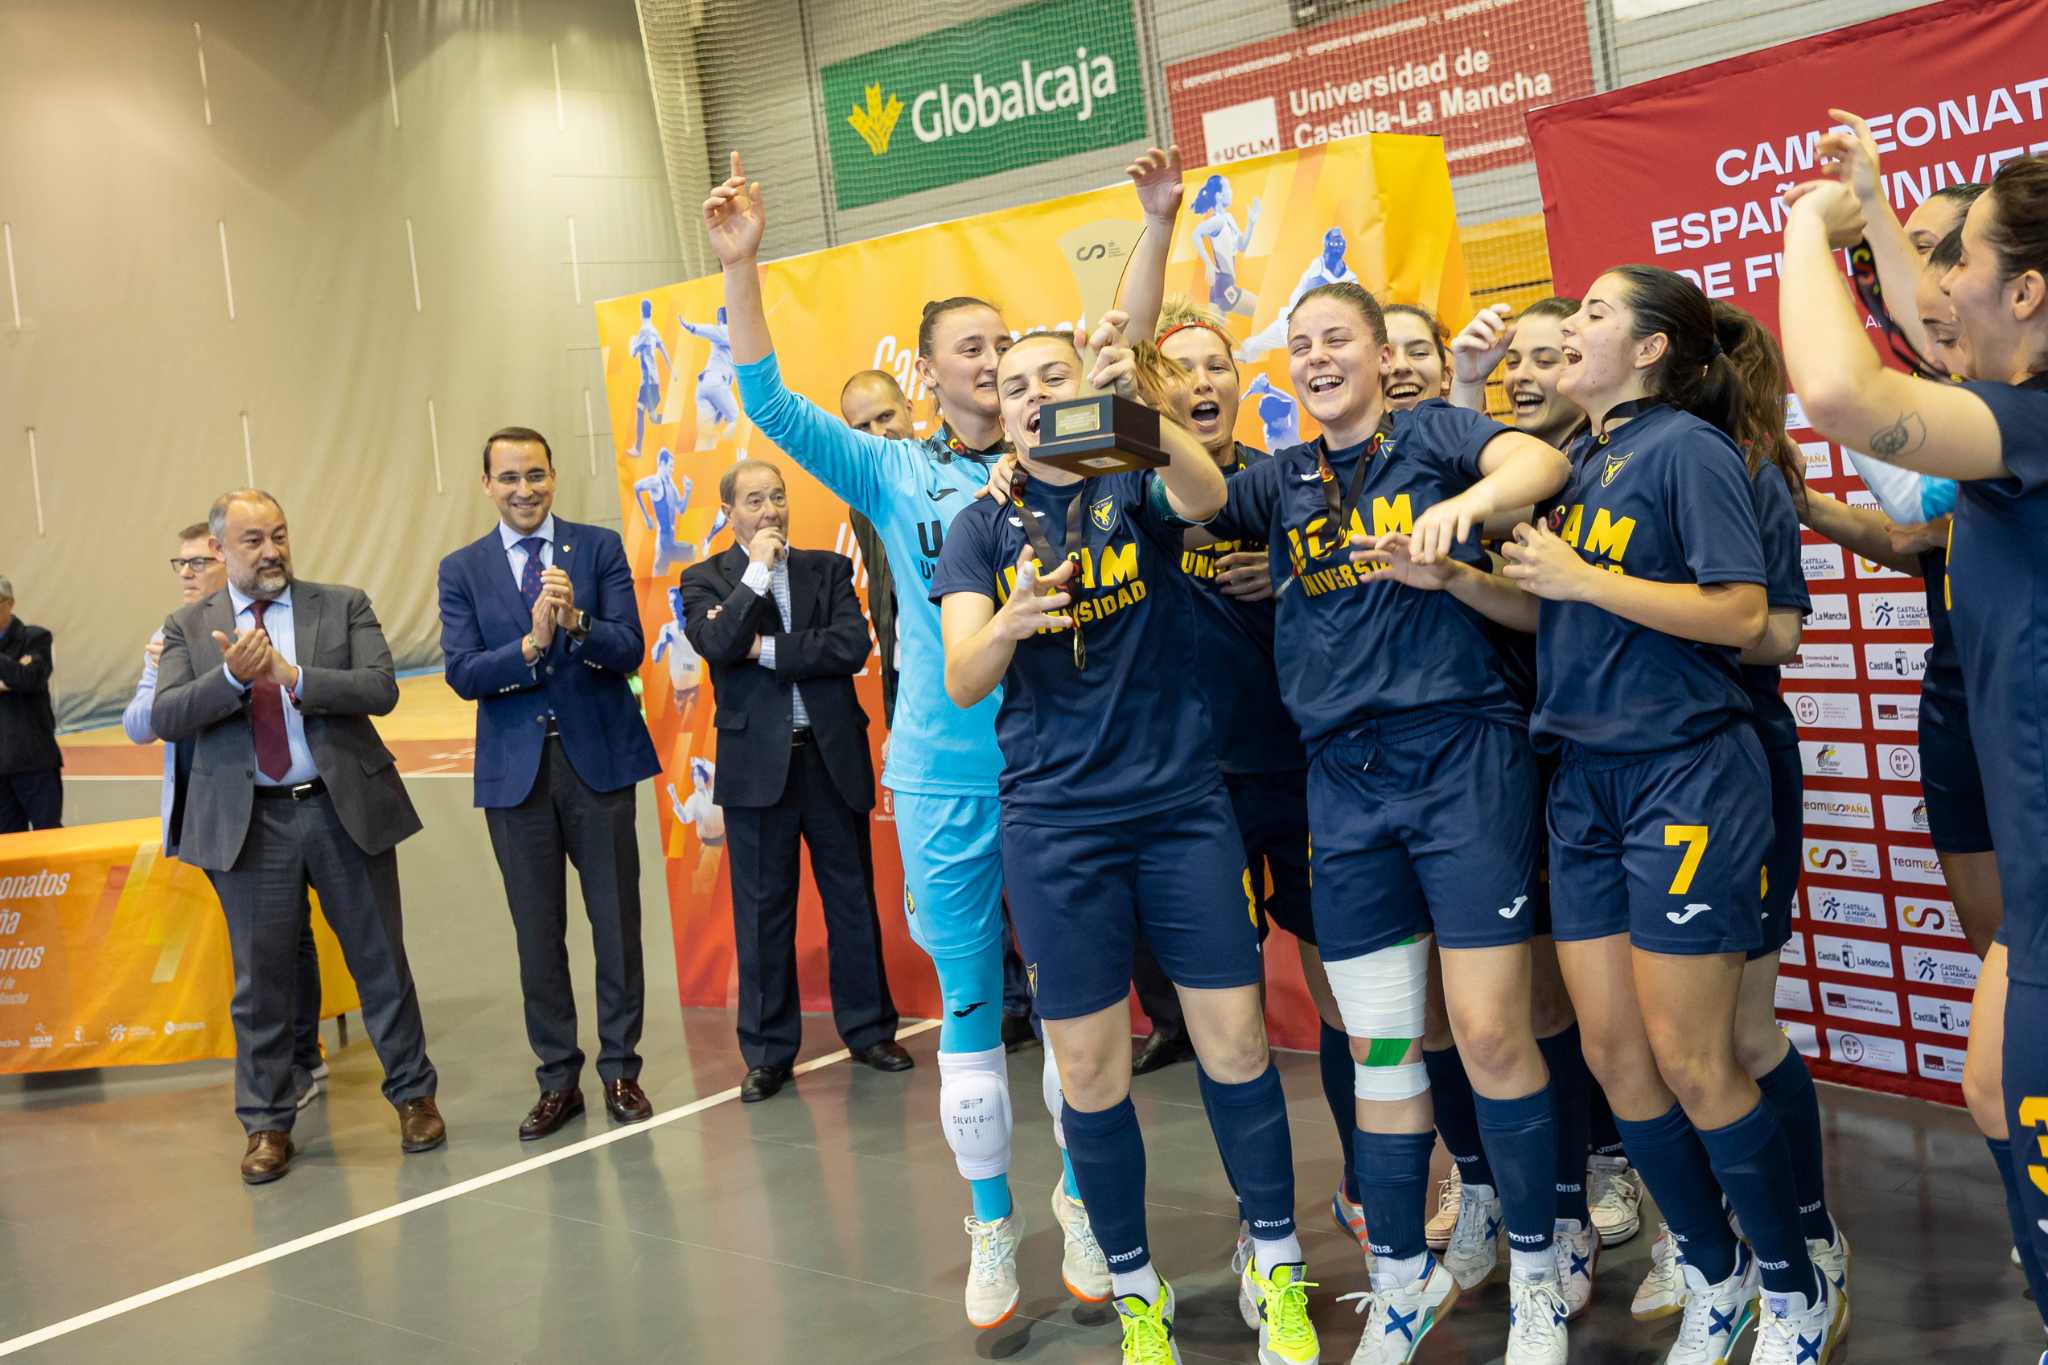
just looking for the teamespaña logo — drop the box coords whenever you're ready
[848,84,904,156]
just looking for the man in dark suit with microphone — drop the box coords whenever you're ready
[438,427,661,1140]
[153,489,442,1184]
[681,460,908,1102]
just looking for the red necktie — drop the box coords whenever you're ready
[247,600,292,781]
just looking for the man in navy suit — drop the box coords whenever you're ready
[438,427,662,1139]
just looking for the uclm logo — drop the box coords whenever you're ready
[1202,97,1281,164]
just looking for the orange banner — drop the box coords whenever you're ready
[0,820,360,1072]
[595,134,1470,1047]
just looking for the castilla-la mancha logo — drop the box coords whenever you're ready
[848,84,904,156]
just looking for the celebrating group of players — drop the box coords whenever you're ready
[696,104,2048,1365]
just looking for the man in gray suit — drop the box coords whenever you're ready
[153,489,443,1184]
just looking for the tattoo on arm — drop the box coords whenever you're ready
[1868,411,1928,460]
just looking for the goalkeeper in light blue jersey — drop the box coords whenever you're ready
[702,147,1184,1335]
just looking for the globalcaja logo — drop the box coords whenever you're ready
[847,85,904,156]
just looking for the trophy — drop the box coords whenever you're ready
[1030,393,1170,475]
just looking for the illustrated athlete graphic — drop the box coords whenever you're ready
[667,757,725,894]
[1238,227,1358,361]
[1192,174,1261,319]
[627,297,671,459]
[679,307,740,451]
[634,448,696,575]
[1243,373,1301,450]
[650,584,703,714]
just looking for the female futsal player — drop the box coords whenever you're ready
[1152,299,1371,1265]
[936,318,1320,1365]
[1199,281,1573,1364]
[1782,152,2048,1358]
[1383,305,1451,410]
[702,146,1181,1330]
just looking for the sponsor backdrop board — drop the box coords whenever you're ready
[0,820,360,1074]
[596,135,1471,1051]
[1527,0,2048,1103]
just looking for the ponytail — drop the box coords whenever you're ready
[1611,264,1747,442]
[1711,300,1808,513]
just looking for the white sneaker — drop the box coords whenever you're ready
[1233,1221,1259,1329]
[1050,1183,1110,1303]
[1442,1182,1501,1290]
[1807,1227,1850,1339]
[1633,1223,1687,1322]
[293,1075,322,1111]
[1424,1168,1462,1251]
[1588,1155,1643,1246]
[1664,1246,1759,1364]
[1337,1254,1459,1364]
[963,1212,1022,1329]
[1552,1218,1598,1319]
[1506,1271,1570,1365]
[1752,1270,1843,1365]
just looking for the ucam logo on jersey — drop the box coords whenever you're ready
[1915,1042,1969,1084]
[1780,931,1807,967]
[1863,643,1928,681]
[1775,975,1813,1014]
[1780,643,1856,679]
[1887,845,1945,886]
[1803,791,1874,829]
[1878,744,1921,782]
[1806,884,1885,928]
[1881,793,1931,835]
[1869,692,1920,731]
[1200,97,1282,163]
[1798,441,1834,479]
[1800,543,1845,581]
[1813,934,1895,979]
[1859,590,1930,631]
[1785,1020,1820,1058]
[1904,944,1981,990]
[1787,691,1860,730]
[1819,981,1901,1026]
[1804,839,1882,881]
[1909,993,1972,1036]
[1804,594,1851,631]
[1827,1029,1907,1074]
[1896,896,1967,942]
[1799,741,1868,779]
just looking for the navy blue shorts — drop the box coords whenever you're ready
[1307,710,1543,961]
[1921,690,1994,856]
[1227,768,1314,945]
[1002,785,1262,1021]
[1531,749,1559,938]
[1749,740,1803,962]
[1547,726,1772,956]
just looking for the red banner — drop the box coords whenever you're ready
[1165,0,1594,176]
[1528,0,2048,1103]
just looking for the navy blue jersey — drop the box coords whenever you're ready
[1179,444,1306,774]
[1918,547,1965,711]
[931,471,1220,826]
[1204,399,1520,748]
[1530,403,1767,753]
[1739,462,1813,752]
[1946,379,2048,983]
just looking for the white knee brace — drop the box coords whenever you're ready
[937,1046,1013,1181]
[1324,937,1431,1102]
[1042,1035,1066,1149]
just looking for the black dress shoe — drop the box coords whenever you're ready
[1001,1013,1039,1052]
[1132,1029,1195,1075]
[604,1078,653,1124]
[851,1041,914,1072]
[741,1064,793,1103]
[519,1087,585,1141]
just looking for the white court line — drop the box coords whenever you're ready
[0,1017,939,1357]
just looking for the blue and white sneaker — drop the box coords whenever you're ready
[1506,1268,1569,1364]
[1751,1267,1842,1365]
[1442,1182,1502,1290]
[1663,1245,1759,1364]
[1232,1220,1259,1329]
[1807,1224,1849,1338]
[1336,1254,1459,1364]
[1552,1218,1598,1318]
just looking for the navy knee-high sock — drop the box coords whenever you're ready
[1197,1064,1298,1242]
[1614,1104,1736,1282]
[1588,1078,1624,1159]
[1753,1044,1833,1244]
[1422,1046,1495,1187]
[1538,1027,1593,1227]
[2005,980,2048,1336]
[1320,1022,1360,1203]
[1696,1099,1819,1299]
[1987,1137,2048,1307]
[1356,1128,1436,1279]
[1474,1086,1559,1261]
[1063,1097,1150,1273]
[1195,1065,1244,1218]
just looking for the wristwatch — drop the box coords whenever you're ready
[570,609,592,640]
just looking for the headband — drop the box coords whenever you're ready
[1156,319,1238,357]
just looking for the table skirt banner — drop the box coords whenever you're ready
[0,819,361,1073]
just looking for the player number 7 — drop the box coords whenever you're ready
[1663,824,1710,896]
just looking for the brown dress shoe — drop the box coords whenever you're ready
[519,1087,585,1141]
[241,1131,295,1185]
[604,1078,653,1124]
[397,1096,446,1153]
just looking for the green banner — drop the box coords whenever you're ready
[821,0,1145,212]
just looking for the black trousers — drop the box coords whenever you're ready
[725,742,897,1069]
[0,769,61,833]
[485,737,644,1091]
[207,791,436,1134]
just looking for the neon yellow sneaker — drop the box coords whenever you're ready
[1243,1260,1320,1364]
[1115,1279,1183,1364]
